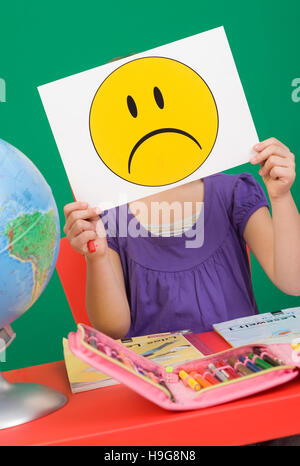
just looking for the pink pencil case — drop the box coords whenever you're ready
[68,324,300,411]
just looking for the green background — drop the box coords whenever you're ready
[1,0,300,371]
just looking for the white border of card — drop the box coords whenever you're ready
[38,26,258,210]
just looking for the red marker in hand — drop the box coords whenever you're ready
[87,205,103,254]
[88,240,96,253]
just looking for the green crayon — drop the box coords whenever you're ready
[248,353,273,370]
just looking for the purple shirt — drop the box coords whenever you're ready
[102,173,269,337]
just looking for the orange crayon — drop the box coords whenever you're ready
[119,351,136,371]
[190,370,212,388]
[147,371,159,383]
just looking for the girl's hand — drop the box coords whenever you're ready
[250,138,295,200]
[63,201,108,259]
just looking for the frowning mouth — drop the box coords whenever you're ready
[128,128,202,174]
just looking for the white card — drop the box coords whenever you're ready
[38,26,258,210]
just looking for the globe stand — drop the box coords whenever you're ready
[0,372,67,430]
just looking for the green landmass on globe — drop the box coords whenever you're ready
[5,209,57,305]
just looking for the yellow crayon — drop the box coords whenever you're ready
[291,343,300,351]
[179,370,201,391]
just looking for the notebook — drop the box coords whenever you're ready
[213,307,300,347]
[63,329,212,393]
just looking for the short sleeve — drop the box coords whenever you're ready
[100,207,120,254]
[231,173,269,237]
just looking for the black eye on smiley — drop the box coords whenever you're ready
[127,95,138,118]
[126,86,202,174]
[127,86,164,118]
[153,86,164,109]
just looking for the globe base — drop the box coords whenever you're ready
[0,373,67,430]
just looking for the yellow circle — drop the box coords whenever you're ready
[90,57,218,187]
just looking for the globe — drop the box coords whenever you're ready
[0,138,60,325]
[0,138,67,430]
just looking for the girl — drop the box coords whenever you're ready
[63,137,300,339]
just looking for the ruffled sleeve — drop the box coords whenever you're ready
[100,207,120,254]
[231,173,269,238]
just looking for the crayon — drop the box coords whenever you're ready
[216,360,239,379]
[260,352,282,367]
[87,205,102,253]
[136,369,176,402]
[104,345,112,357]
[253,347,282,366]
[190,370,213,388]
[97,342,105,352]
[147,371,160,384]
[208,363,228,382]
[214,361,231,380]
[196,367,219,385]
[88,240,96,253]
[238,355,261,373]
[88,335,98,349]
[111,348,119,358]
[136,366,146,376]
[248,353,273,370]
[228,356,252,376]
[136,366,154,379]
[112,348,128,365]
[148,370,163,386]
[179,370,201,391]
[119,350,137,371]
[114,350,127,365]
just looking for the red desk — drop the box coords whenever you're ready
[1,331,300,446]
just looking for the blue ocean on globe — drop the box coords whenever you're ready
[0,139,60,327]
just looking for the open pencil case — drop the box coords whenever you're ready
[68,324,300,411]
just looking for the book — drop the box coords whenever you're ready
[63,330,211,393]
[213,307,300,347]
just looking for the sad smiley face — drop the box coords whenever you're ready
[89,57,218,186]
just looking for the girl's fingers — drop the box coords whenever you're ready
[68,218,96,239]
[259,155,289,177]
[70,230,97,254]
[269,166,291,181]
[254,137,290,153]
[63,201,88,220]
[251,144,291,165]
[95,218,107,238]
[64,207,101,234]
